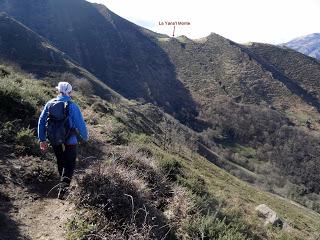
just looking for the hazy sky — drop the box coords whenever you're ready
[87,0,320,44]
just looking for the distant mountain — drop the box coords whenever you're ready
[282,33,320,60]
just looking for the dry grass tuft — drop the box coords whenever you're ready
[110,145,173,210]
[164,186,193,238]
[73,162,171,239]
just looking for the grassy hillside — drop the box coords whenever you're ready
[156,34,320,212]
[0,64,320,239]
[199,98,320,212]
[245,43,320,106]
[157,34,320,118]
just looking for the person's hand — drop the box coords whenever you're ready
[40,141,48,152]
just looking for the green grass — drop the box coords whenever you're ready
[131,134,320,239]
[0,65,53,108]
[232,144,257,159]
[66,216,96,240]
[285,110,311,126]
[187,152,320,239]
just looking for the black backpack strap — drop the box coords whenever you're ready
[47,98,60,113]
[64,101,76,139]
[64,100,73,117]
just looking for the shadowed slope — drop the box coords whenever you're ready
[0,12,121,101]
[0,0,198,121]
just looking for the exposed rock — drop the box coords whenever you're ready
[255,204,287,229]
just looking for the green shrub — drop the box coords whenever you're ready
[178,187,258,240]
[16,127,34,144]
[15,127,40,155]
[158,157,182,181]
[223,209,257,238]
[67,217,96,240]
[0,121,19,143]
[185,214,248,240]
[105,122,129,145]
[180,176,207,196]
[0,90,36,122]
[192,194,220,215]
[0,75,50,109]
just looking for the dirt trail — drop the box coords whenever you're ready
[1,182,75,240]
[13,198,75,240]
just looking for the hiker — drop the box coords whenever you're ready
[37,82,88,198]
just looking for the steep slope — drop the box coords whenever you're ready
[282,33,320,60]
[1,64,320,239]
[1,0,319,122]
[0,12,121,101]
[157,34,320,121]
[245,42,320,102]
[3,0,320,123]
[157,34,320,212]
[0,12,68,74]
[1,0,320,230]
[0,0,197,121]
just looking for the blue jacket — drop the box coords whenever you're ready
[38,95,89,144]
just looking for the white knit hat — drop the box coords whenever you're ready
[56,82,72,95]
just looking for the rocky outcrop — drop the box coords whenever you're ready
[255,204,289,229]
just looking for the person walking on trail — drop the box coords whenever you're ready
[37,82,88,199]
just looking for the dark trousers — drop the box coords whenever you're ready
[52,144,77,186]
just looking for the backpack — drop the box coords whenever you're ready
[46,100,72,146]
